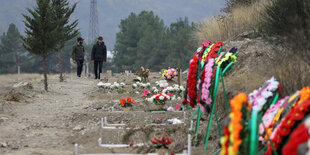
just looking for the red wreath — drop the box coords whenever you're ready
[282,123,310,155]
[265,99,310,155]
[186,55,199,107]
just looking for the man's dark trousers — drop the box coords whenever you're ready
[76,60,84,77]
[94,61,103,79]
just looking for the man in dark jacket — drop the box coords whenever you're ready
[72,37,85,77]
[91,36,107,79]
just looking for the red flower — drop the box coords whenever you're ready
[186,55,198,106]
[282,118,295,128]
[279,127,291,137]
[291,111,305,121]
[282,124,310,155]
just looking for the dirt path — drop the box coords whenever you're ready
[0,74,222,155]
[0,75,97,155]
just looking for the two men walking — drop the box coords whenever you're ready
[72,36,107,79]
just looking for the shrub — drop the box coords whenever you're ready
[261,0,310,36]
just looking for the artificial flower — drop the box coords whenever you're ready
[200,58,215,110]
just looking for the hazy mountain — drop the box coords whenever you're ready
[0,0,225,50]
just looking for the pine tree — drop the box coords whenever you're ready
[0,23,23,73]
[52,0,79,82]
[22,0,60,91]
[113,11,166,72]
[163,18,195,70]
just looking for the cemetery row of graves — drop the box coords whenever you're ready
[75,40,310,155]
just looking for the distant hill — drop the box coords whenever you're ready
[0,0,225,50]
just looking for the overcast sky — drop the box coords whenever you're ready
[0,0,225,50]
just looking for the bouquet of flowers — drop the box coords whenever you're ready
[151,87,159,94]
[150,136,172,149]
[162,84,185,95]
[135,82,151,89]
[155,80,169,88]
[162,68,178,80]
[119,97,136,108]
[142,90,150,97]
[98,82,122,91]
[148,93,170,105]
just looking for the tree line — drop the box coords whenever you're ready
[113,11,196,72]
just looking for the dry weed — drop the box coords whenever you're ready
[195,2,266,42]
[274,58,310,96]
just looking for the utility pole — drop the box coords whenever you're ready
[88,0,99,43]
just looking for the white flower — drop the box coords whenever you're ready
[196,47,202,53]
[146,98,154,103]
[159,96,165,100]
[97,82,104,86]
[167,118,183,124]
[180,86,185,91]
[113,82,120,88]
[177,97,182,100]
[132,84,137,89]
[142,83,147,88]
[167,96,170,100]
[147,83,151,86]
[171,95,176,100]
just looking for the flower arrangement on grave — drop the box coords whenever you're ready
[199,58,215,112]
[281,117,310,155]
[217,86,310,155]
[220,93,251,155]
[97,82,123,91]
[162,84,185,95]
[259,96,289,142]
[146,93,170,109]
[162,68,178,80]
[265,87,310,155]
[151,87,159,94]
[142,90,150,97]
[182,41,238,110]
[248,77,279,113]
[136,66,150,82]
[155,80,169,88]
[135,82,151,89]
[142,68,150,81]
[150,136,172,151]
[119,97,136,112]
[215,48,237,75]
[154,118,165,124]
[151,93,170,104]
